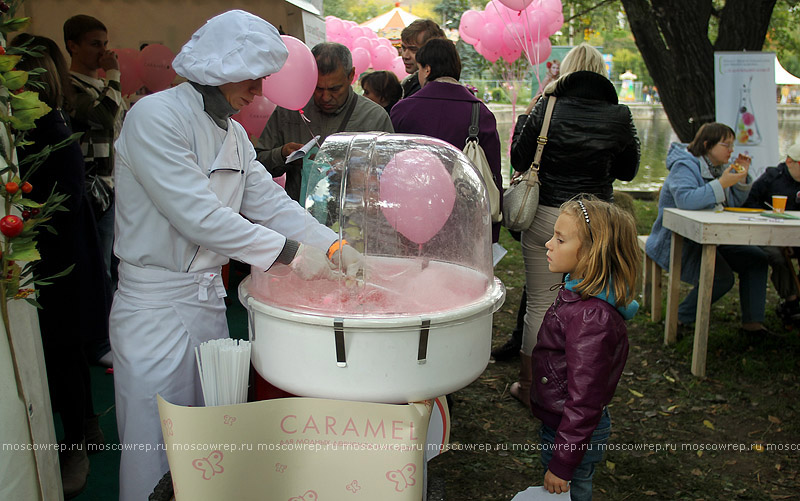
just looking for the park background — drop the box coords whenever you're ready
[2,0,800,499]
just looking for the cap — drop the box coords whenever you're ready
[787,143,800,162]
[172,10,288,86]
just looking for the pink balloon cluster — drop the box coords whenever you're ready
[459,0,563,65]
[325,16,406,83]
[112,44,177,95]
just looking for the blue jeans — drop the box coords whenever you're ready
[540,407,611,501]
[97,205,117,291]
[678,244,768,324]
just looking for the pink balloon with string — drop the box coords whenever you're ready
[262,36,318,110]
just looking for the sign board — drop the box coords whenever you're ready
[158,395,444,499]
[714,52,779,179]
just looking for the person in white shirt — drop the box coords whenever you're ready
[110,10,363,500]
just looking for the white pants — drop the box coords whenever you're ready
[521,205,562,354]
[110,263,228,501]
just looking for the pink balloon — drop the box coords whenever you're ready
[502,23,524,51]
[231,94,276,138]
[480,22,505,53]
[273,173,286,189]
[378,38,395,50]
[326,17,344,38]
[379,150,456,245]
[389,57,406,82]
[139,44,176,92]
[352,47,371,78]
[524,37,552,66]
[523,10,547,41]
[498,0,534,10]
[262,36,318,110]
[546,11,564,35]
[352,36,372,52]
[501,43,522,64]
[459,24,479,46]
[460,10,484,40]
[371,45,396,71]
[113,48,143,96]
[541,0,563,13]
[483,46,501,63]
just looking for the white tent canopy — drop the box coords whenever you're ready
[776,56,800,85]
[360,6,421,34]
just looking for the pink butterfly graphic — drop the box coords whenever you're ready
[346,480,361,493]
[223,415,237,426]
[192,450,224,480]
[161,419,174,437]
[386,463,416,492]
[288,490,318,501]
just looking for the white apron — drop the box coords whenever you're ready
[112,126,243,501]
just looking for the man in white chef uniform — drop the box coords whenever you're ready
[110,10,363,500]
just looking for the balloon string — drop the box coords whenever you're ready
[298,110,323,148]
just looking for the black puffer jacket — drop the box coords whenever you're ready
[510,71,640,207]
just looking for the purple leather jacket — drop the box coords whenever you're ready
[529,283,634,480]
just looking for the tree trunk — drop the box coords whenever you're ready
[620,0,776,142]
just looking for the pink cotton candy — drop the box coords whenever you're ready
[248,257,489,316]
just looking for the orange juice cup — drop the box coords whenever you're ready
[772,195,787,213]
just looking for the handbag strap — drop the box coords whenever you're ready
[467,102,480,143]
[336,93,359,133]
[531,95,557,171]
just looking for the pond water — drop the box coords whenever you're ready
[491,105,800,193]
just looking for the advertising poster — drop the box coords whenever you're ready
[530,46,573,99]
[714,52,779,179]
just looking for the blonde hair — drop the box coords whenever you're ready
[544,43,606,95]
[560,196,640,307]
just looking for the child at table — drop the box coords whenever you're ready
[743,142,800,324]
[645,122,771,338]
[531,197,640,500]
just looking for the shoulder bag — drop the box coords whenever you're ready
[502,95,556,232]
[463,102,502,223]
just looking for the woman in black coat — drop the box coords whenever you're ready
[505,43,640,408]
[12,34,113,498]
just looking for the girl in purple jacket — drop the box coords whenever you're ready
[531,197,640,499]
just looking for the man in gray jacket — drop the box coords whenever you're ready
[256,42,393,201]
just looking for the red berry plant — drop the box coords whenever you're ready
[0,2,75,345]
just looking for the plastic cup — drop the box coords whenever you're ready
[772,195,787,213]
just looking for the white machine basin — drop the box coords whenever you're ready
[239,261,505,403]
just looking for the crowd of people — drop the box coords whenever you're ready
[8,8,799,501]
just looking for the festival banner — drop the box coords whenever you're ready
[714,52,779,179]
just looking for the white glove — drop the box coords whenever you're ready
[331,244,366,277]
[289,244,338,281]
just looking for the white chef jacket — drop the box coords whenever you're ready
[114,81,337,272]
[111,82,338,500]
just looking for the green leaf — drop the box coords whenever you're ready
[1,70,28,91]
[23,297,42,309]
[0,17,32,34]
[0,54,22,72]
[7,241,40,262]
[17,198,43,208]
[44,264,74,280]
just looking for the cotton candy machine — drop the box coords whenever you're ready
[239,133,505,403]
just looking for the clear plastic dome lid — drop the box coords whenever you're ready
[248,132,496,317]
